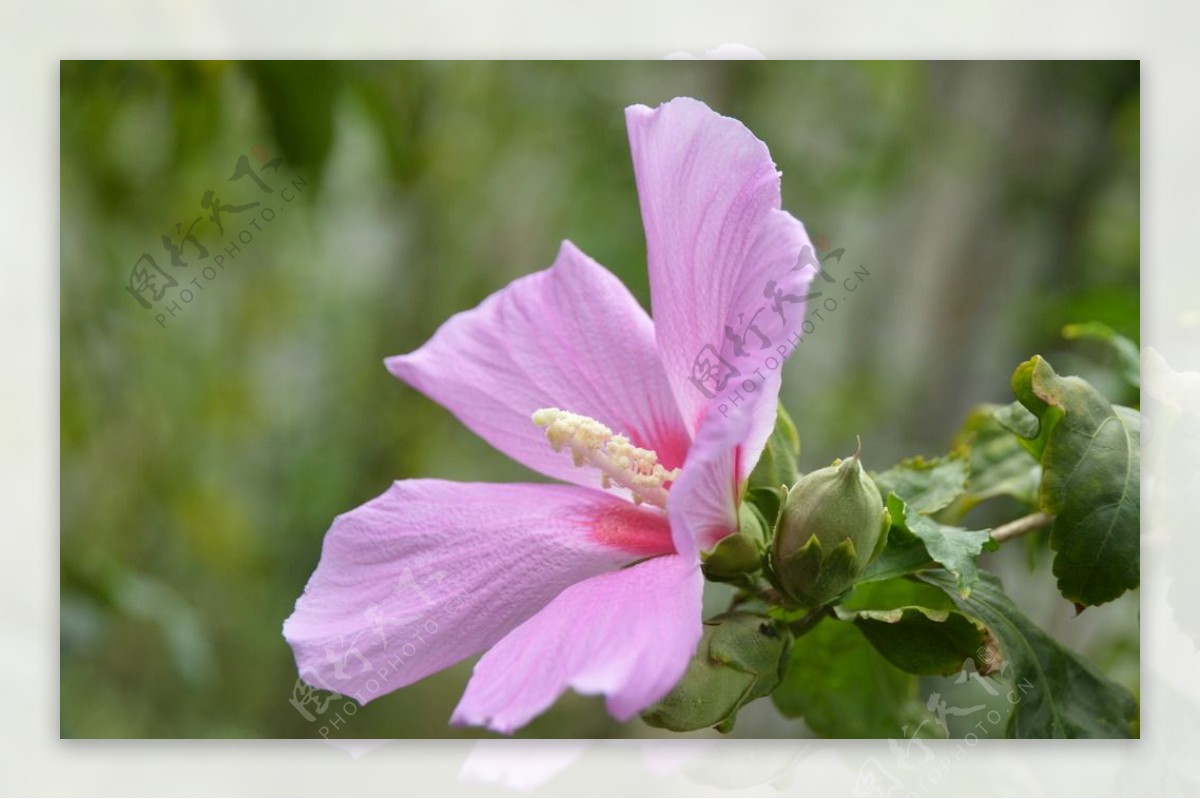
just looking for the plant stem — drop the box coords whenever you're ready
[991,511,1054,544]
[726,578,782,612]
[788,605,832,638]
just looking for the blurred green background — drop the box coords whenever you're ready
[60,61,1139,738]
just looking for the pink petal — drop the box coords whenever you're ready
[668,401,755,558]
[451,553,703,734]
[626,97,815,473]
[283,479,674,704]
[387,241,690,497]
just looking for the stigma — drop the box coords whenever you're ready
[532,407,680,509]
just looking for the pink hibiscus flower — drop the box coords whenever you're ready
[283,97,816,734]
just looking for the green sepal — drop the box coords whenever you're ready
[744,486,783,531]
[701,503,766,583]
[869,506,891,563]
[773,534,859,608]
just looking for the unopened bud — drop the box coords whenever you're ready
[641,612,789,733]
[771,439,890,605]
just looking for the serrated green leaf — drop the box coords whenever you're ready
[834,604,990,676]
[887,494,994,597]
[772,616,938,738]
[1063,321,1140,388]
[871,454,969,515]
[1010,356,1140,607]
[748,403,800,492]
[919,570,1138,738]
[945,405,1041,518]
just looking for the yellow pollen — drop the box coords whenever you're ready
[532,407,680,509]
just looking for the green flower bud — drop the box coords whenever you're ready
[771,440,890,606]
[701,503,767,582]
[641,612,790,733]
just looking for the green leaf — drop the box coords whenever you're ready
[1009,356,1141,607]
[857,535,934,584]
[993,400,1044,454]
[887,494,995,597]
[642,613,788,733]
[772,616,938,738]
[842,576,954,612]
[747,403,800,492]
[1063,321,1140,388]
[834,605,990,676]
[919,570,1138,738]
[946,405,1041,517]
[61,556,216,686]
[871,454,969,514]
[244,62,338,183]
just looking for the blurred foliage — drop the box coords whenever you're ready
[60,61,1139,738]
